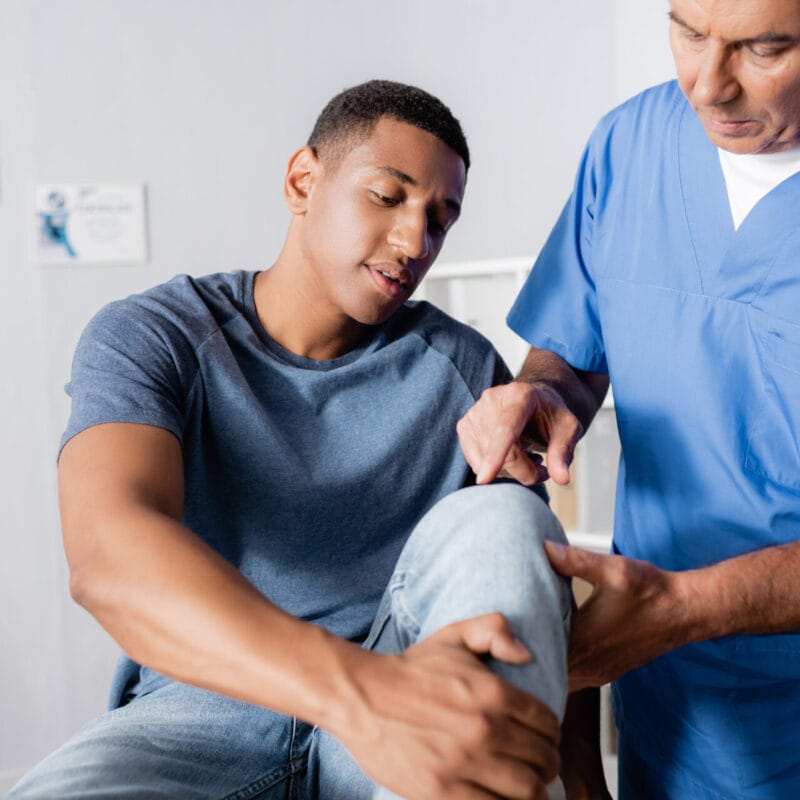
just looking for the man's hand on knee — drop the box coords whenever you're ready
[330,612,560,799]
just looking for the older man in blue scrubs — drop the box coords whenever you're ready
[459,0,800,797]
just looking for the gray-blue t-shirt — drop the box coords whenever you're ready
[63,271,522,663]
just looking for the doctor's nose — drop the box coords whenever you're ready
[388,214,430,261]
[693,46,739,107]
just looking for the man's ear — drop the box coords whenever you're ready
[284,146,320,215]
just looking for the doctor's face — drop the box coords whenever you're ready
[670,0,800,153]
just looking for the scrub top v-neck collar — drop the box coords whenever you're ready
[679,104,800,304]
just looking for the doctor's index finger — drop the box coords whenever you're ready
[472,385,539,482]
[458,407,517,485]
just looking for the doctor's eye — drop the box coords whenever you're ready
[681,29,706,45]
[747,43,791,59]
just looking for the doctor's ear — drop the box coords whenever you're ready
[284,146,320,214]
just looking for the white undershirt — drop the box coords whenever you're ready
[718,145,800,229]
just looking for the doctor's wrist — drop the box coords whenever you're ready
[669,564,739,644]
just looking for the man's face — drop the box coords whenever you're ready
[669,0,800,153]
[297,116,465,327]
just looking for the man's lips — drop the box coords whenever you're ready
[366,263,413,298]
[369,262,411,284]
[704,115,758,136]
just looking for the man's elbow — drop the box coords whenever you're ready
[62,519,116,615]
[68,565,92,607]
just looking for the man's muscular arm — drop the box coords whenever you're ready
[61,422,561,799]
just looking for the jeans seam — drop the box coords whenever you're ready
[389,572,421,641]
[221,718,307,800]
[287,717,298,799]
[218,755,307,800]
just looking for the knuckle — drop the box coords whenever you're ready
[446,673,476,705]
[462,713,493,746]
[480,674,509,709]
[484,610,507,630]
[611,556,635,588]
[507,382,532,408]
[420,772,448,798]
[543,748,561,783]
[479,385,498,403]
[521,782,541,800]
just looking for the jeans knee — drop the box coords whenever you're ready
[415,481,564,549]
[398,482,567,586]
[391,482,571,715]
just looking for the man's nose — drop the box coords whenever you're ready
[388,213,430,261]
[693,44,739,106]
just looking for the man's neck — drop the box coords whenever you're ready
[253,254,369,361]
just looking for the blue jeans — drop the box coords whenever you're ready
[8,484,570,799]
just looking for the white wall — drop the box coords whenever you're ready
[0,0,673,789]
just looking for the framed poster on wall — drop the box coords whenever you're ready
[35,182,148,264]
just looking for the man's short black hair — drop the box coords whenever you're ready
[308,79,470,171]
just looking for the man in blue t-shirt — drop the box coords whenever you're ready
[10,81,608,800]
[458,1,800,798]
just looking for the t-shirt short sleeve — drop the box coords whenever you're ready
[507,137,608,374]
[60,296,198,453]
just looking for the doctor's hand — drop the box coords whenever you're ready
[544,543,694,692]
[336,613,561,800]
[457,381,583,487]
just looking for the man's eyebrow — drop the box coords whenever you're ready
[377,166,417,185]
[744,31,797,45]
[668,10,696,33]
[668,9,797,45]
[375,166,462,214]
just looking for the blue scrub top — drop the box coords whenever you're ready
[509,81,800,797]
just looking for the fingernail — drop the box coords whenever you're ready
[546,541,566,559]
[513,636,532,658]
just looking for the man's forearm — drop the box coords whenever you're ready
[67,502,366,733]
[516,347,609,433]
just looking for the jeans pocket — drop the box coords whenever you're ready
[744,322,800,492]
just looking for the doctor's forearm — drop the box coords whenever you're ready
[680,540,800,640]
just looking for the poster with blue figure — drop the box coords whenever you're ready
[35,183,147,264]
